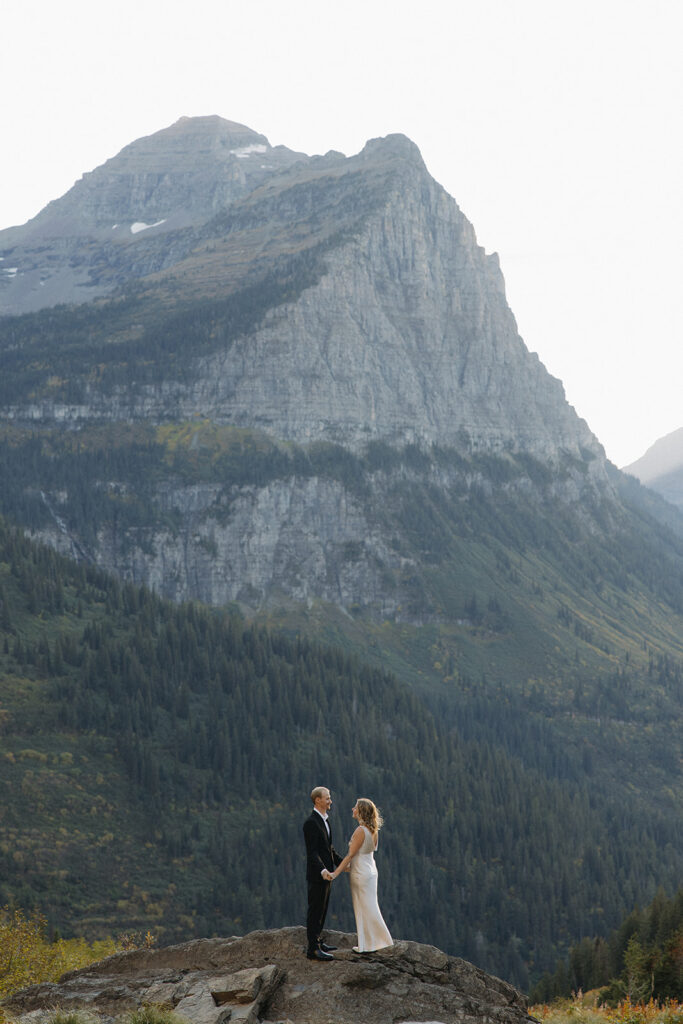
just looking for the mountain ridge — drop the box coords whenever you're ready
[624,426,683,510]
[1,117,681,644]
[1,116,299,239]
[1,118,599,461]
[0,116,306,313]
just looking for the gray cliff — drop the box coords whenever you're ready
[1,122,600,459]
[0,117,615,619]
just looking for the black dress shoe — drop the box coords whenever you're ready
[319,942,337,952]
[307,948,334,960]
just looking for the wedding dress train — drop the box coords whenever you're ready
[349,825,393,952]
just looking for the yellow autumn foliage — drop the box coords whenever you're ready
[0,906,117,1002]
[531,997,683,1024]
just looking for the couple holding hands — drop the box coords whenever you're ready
[303,785,393,960]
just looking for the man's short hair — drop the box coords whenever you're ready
[311,786,329,803]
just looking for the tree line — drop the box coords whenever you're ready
[532,887,682,1003]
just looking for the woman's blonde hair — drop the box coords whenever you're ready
[356,798,383,833]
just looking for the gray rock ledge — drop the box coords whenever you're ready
[2,926,535,1024]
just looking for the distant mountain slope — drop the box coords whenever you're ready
[1,422,682,689]
[0,517,681,993]
[624,427,683,510]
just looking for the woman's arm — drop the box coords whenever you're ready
[330,827,365,879]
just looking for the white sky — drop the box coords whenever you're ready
[2,0,682,467]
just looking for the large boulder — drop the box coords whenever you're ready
[2,927,534,1024]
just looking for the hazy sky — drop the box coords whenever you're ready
[2,0,681,467]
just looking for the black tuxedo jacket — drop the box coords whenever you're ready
[303,810,342,881]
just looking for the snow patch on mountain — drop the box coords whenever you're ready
[130,220,167,234]
[230,144,268,158]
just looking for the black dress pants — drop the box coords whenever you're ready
[307,877,331,951]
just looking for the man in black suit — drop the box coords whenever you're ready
[303,785,343,960]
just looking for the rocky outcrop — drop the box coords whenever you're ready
[2,927,534,1024]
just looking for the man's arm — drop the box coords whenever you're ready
[303,818,328,876]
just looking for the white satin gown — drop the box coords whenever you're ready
[349,825,393,952]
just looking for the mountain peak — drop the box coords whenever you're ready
[359,132,427,169]
[0,113,602,463]
[138,114,271,154]
[362,131,423,155]
[174,113,258,130]
[624,426,683,483]
[623,426,683,509]
[0,115,307,267]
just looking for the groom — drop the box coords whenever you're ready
[303,785,342,960]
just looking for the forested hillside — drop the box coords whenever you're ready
[533,887,682,1002]
[2,418,683,701]
[0,517,681,992]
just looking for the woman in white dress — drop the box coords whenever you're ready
[329,798,393,952]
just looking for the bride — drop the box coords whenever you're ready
[328,798,393,953]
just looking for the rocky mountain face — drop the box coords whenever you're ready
[1,116,597,459]
[3,928,532,1024]
[25,440,608,623]
[0,116,305,314]
[1,116,682,664]
[624,426,683,509]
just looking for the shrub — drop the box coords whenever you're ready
[50,1013,99,1024]
[530,998,683,1024]
[0,906,116,1001]
[128,1008,184,1024]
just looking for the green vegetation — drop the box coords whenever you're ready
[49,1013,96,1024]
[0,906,117,1001]
[127,1008,184,1024]
[0,517,681,994]
[2,423,683,683]
[0,235,347,407]
[533,889,683,1004]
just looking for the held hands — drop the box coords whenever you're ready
[322,868,335,881]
